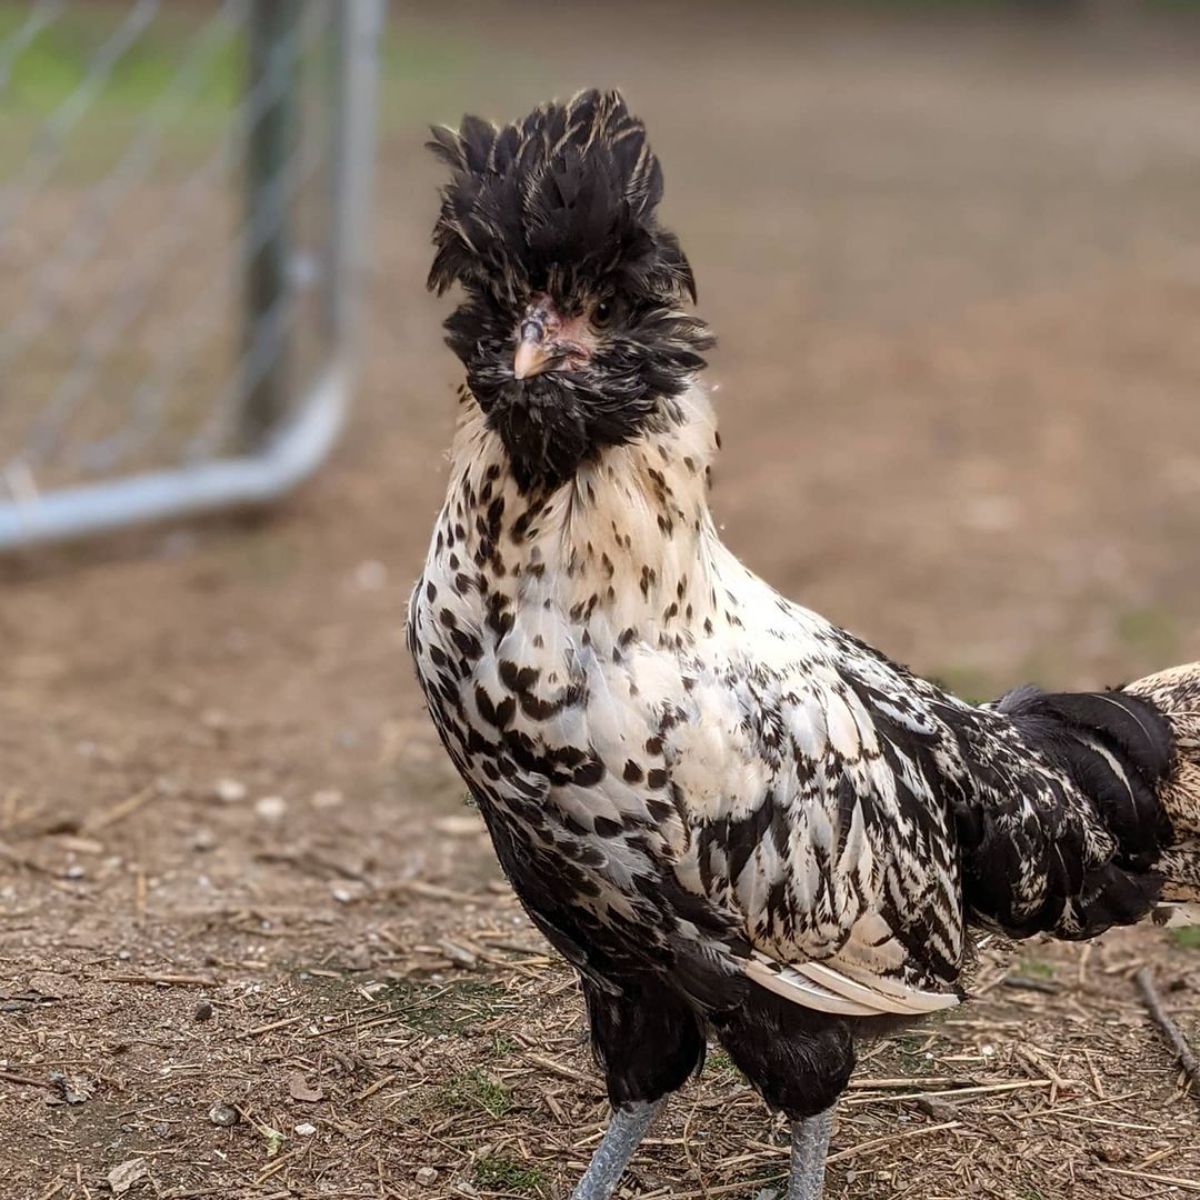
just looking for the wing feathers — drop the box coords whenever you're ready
[744,952,960,1019]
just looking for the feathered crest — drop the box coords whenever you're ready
[426,89,696,305]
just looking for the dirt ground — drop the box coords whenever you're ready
[4,5,1200,1198]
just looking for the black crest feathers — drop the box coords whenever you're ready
[426,89,696,305]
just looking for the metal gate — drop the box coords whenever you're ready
[0,0,385,550]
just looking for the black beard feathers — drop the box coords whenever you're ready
[427,89,714,493]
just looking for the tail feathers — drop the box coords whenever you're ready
[985,669,1200,934]
[998,682,1175,873]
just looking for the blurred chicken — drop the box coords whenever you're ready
[407,89,1200,1199]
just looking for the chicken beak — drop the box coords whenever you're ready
[513,320,552,380]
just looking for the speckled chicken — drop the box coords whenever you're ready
[407,89,1200,1200]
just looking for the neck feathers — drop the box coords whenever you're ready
[441,387,722,636]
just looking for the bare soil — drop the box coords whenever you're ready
[4,6,1200,1199]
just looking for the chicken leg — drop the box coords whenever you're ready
[787,1107,834,1200]
[569,1099,664,1200]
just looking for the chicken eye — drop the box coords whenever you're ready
[592,299,617,329]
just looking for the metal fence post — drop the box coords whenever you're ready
[327,0,386,360]
[0,2,385,552]
[242,0,301,451]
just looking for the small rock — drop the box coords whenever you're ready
[915,1097,958,1122]
[416,1167,439,1187]
[287,1070,324,1103]
[208,1103,240,1127]
[254,795,287,821]
[107,1157,149,1196]
[213,778,246,804]
[193,1002,214,1023]
[64,864,86,881]
[294,1122,317,1137]
[439,939,478,969]
[48,1072,94,1105]
[190,828,217,852]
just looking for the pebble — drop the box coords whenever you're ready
[208,1103,239,1127]
[190,829,217,852]
[107,1158,148,1196]
[294,1122,317,1137]
[213,778,247,804]
[416,1167,439,1187]
[254,795,287,821]
[194,1002,214,1023]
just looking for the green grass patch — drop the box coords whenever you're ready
[1170,925,1200,951]
[290,973,518,1039]
[491,1033,519,1059]
[0,2,242,175]
[707,1046,735,1073]
[446,1068,512,1118]
[473,1155,548,1196]
[388,978,516,1036]
[1017,958,1056,979]
[0,4,238,112]
[891,1030,939,1074]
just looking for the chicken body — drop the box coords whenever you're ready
[409,89,1200,1199]
[408,383,1200,1192]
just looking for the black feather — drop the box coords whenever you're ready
[427,89,694,305]
[428,90,714,493]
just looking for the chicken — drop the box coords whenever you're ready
[407,89,1200,1199]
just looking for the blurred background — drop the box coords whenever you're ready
[2,2,1200,1198]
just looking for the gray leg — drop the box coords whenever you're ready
[787,1107,835,1200]
[569,1098,665,1200]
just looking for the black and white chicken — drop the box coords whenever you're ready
[407,89,1200,1199]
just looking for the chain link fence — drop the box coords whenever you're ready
[0,0,385,550]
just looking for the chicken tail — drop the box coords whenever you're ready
[990,667,1200,935]
[1124,663,1200,902]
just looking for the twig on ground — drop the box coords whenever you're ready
[1098,1165,1200,1193]
[85,783,157,832]
[95,973,215,987]
[0,1070,47,1088]
[826,1120,964,1165]
[1135,967,1200,1106]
